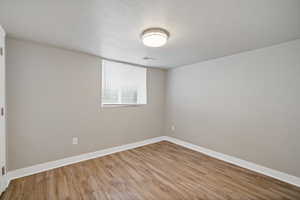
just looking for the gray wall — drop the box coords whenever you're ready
[6,38,166,170]
[165,40,300,177]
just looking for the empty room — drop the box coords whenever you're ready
[0,0,300,199]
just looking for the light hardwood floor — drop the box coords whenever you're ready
[1,141,300,200]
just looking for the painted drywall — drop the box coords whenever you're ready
[165,39,300,177]
[6,38,166,170]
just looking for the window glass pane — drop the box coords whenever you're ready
[102,60,147,105]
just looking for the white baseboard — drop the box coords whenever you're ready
[0,176,9,196]
[7,136,167,182]
[6,135,300,188]
[164,136,300,187]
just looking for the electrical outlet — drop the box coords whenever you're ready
[171,125,176,131]
[72,137,78,145]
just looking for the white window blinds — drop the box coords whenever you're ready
[102,60,147,105]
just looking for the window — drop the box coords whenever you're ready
[102,60,147,106]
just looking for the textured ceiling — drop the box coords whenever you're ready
[0,0,300,68]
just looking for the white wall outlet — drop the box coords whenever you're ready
[72,137,78,145]
[171,125,176,131]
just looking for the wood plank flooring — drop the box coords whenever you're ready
[2,141,300,200]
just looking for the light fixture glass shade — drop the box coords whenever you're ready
[141,28,169,47]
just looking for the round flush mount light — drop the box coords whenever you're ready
[141,28,169,47]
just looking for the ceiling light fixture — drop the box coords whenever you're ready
[141,28,169,47]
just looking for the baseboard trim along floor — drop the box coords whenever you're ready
[6,136,167,185]
[6,136,300,188]
[164,136,300,187]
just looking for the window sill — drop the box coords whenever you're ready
[101,104,146,108]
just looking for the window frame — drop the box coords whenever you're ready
[101,60,147,108]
